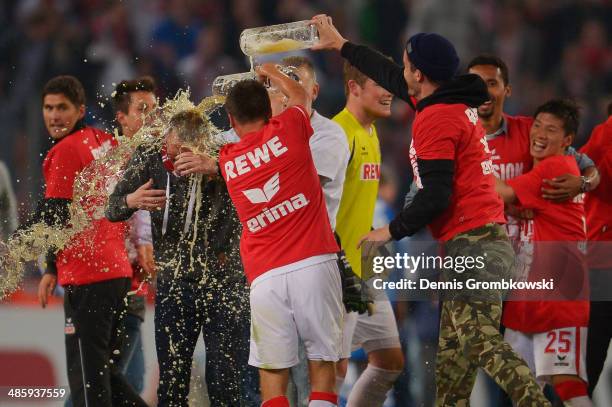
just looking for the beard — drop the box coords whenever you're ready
[477,106,495,119]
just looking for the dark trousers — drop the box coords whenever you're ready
[155,276,258,407]
[587,268,612,397]
[64,277,147,407]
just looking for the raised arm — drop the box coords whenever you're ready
[256,63,312,116]
[311,14,413,106]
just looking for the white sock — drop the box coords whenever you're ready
[563,396,593,407]
[346,365,401,407]
[335,376,344,393]
[308,400,335,407]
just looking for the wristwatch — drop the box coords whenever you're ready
[580,176,592,193]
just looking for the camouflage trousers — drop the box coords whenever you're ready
[435,223,550,407]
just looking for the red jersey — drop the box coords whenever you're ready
[487,115,535,269]
[410,104,505,241]
[487,115,533,252]
[219,106,339,283]
[43,126,132,286]
[487,115,533,181]
[503,155,588,332]
[580,116,612,268]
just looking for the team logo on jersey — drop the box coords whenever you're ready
[479,136,494,175]
[246,193,309,233]
[91,140,113,160]
[409,141,422,189]
[65,318,75,335]
[465,108,479,125]
[360,163,380,181]
[242,173,280,204]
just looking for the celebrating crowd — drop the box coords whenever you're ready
[1,5,611,407]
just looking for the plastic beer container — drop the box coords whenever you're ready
[211,71,257,96]
[240,20,319,56]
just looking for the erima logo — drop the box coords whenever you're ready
[243,173,280,204]
[246,193,309,233]
[557,355,567,361]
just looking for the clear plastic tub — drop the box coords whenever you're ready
[265,65,300,92]
[212,65,301,96]
[240,20,319,56]
[211,71,257,96]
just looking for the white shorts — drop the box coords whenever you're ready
[341,282,400,358]
[248,257,343,369]
[505,327,588,384]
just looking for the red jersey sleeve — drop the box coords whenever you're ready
[414,118,460,160]
[44,141,83,199]
[506,159,559,210]
[278,105,314,142]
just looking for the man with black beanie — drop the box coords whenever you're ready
[311,15,550,406]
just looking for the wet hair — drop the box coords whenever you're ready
[282,56,316,82]
[534,99,580,136]
[167,109,208,145]
[42,75,86,107]
[467,54,510,86]
[225,80,272,124]
[343,61,369,96]
[113,76,156,114]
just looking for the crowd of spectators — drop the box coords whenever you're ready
[0,0,610,226]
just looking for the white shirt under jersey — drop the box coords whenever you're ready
[310,110,349,230]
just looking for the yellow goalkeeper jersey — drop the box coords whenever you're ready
[333,108,381,278]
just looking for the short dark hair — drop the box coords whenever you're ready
[225,80,271,124]
[607,101,612,117]
[343,61,369,96]
[534,99,580,136]
[42,75,86,107]
[282,56,316,82]
[113,76,156,114]
[467,54,510,86]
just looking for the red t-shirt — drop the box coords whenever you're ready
[219,106,339,283]
[488,115,535,246]
[43,127,132,286]
[580,116,612,268]
[503,155,589,332]
[488,115,533,180]
[410,104,505,241]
